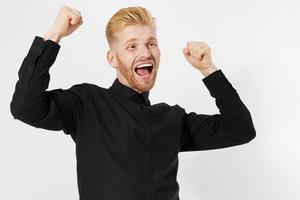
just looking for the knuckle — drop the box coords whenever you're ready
[74,9,82,15]
[75,15,82,22]
[62,5,70,11]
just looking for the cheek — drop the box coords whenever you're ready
[119,60,135,75]
[120,53,136,68]
[153,48,160,58]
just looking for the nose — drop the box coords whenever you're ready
[138,45,151,58]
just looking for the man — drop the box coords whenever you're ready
[10,5,256,200]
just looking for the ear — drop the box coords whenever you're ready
[107,50,118,69]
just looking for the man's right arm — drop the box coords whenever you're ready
[10,5,84,136]
[10,36,83,136]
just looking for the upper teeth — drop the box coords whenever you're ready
[136,63,153,69]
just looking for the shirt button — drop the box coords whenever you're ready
[143,145,150,151]
[146,175,151,181]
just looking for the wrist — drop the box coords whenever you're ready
[43,31,61,43]
[200,66,218,77]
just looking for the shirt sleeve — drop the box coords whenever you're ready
[10,36,84,138]
[179,69,256,152]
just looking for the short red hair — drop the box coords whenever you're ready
[105,6,156,48]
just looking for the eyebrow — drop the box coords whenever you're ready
[124,38,138,45]
[124,37,157,45]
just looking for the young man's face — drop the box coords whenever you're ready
[107,25,161,93]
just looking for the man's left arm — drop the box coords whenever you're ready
[180,41,256,152]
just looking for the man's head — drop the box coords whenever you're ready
[106,6,160,93]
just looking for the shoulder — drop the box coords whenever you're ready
[156,102,186,114]
[68,82,107,94]
[160,102,184,109]
[67,83,111,104]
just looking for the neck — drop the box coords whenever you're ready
[117,76,143,94]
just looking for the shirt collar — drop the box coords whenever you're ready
[109,78,151,106]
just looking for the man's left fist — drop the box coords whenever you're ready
[183,41,218,77]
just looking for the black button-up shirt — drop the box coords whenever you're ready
[10,36,256,200]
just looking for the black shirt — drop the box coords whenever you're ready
[10,36,256,200]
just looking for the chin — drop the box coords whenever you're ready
[134,80,155,92]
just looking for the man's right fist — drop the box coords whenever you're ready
[43,5,83,43]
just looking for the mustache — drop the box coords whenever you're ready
[132,58,155,68]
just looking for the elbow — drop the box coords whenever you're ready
[10,100,24,120]
[239,114,256,144]
[10,91,21,119]
[243,126,256,143]
[10,98,19,119]
[10,97,31,122]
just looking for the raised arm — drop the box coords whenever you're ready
[180,69,256,151]
[180,41,256,151]
[10,5,84,138]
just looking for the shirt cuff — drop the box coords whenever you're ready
[27,36,61,64]
[202,69,234,91]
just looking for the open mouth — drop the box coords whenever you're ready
[134,63,153,77]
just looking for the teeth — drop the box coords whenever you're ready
[136,63,153,69]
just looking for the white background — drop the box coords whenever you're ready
[1,0,299,199]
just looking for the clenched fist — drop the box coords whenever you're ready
[43,5,83,43]
[183,41,218,77]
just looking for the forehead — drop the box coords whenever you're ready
[114,25,157,44]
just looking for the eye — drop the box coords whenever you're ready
[127,44,136,49]
[148,42,157,48]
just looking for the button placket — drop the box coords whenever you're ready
[143,144,150,152]
[146,174,151,181]
[141,105,153,185]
